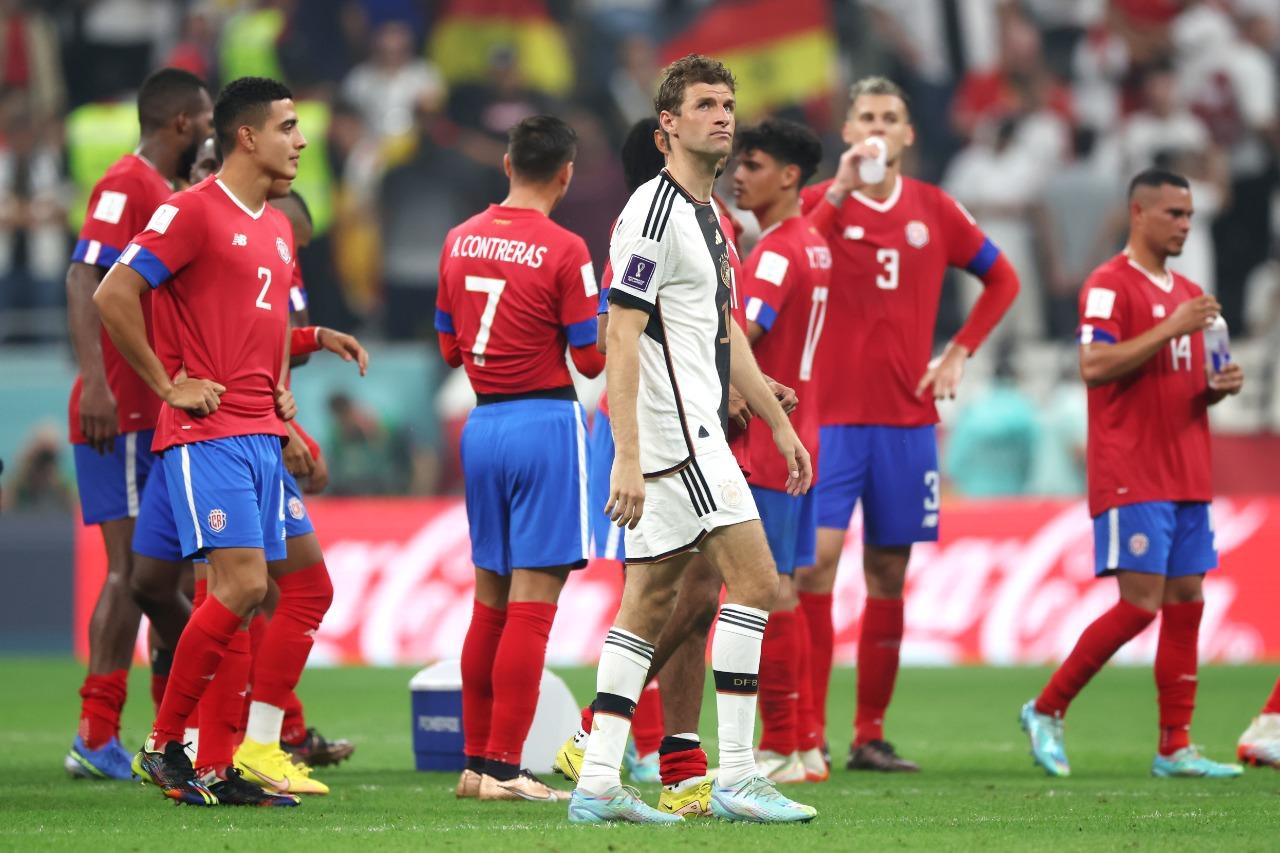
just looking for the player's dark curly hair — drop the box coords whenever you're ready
[214,77,294,153]
[734,118,824,187]
[507,115,578,183]
[620,118,665,193]
[654,54,736,116]
[138,68,208,133]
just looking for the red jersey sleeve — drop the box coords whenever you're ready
[742,242,799,333]
[434,227,457,336]
[558,238,599,349]
[936,188,994,273]
[1077,271,1125,345]
[72,172,148,269]
[117,193,209,288]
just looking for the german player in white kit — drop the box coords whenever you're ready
[568,54,816,825]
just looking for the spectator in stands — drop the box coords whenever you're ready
[4,425,73,513]
[325,392,432,495]
[67,0,176,104]
[944,347,1039,497]
[342,20,445,142]
[0,0,64,123]
[163,3,221,83]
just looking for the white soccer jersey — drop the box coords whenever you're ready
[608,170,733,477]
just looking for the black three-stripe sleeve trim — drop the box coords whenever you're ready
[653,184,677,241]
[643,183,676,240]
[687,461,716,513]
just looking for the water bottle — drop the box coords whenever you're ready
[858,136,887,185]
[1204,315,1230,376]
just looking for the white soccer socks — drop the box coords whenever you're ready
[244,700,286,746]
[713,604,769,787]
[576,628,654,796]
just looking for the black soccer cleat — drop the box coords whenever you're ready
[281,728,356,768]
[846,739,920,773]
[207,767,301,806]
[132,740,218,805]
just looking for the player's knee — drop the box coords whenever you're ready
[130,560,174,605]
[221,574,269,616]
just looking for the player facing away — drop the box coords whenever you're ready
[569,54,816,825]
[1020,169,1245,779]
[438,115,605,803]
[63,68,212,782]
[95,76,308,807]
[1238,678,1280,767]
[799,76,1019,772]
[732,118,831,785]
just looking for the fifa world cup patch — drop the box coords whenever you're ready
[621,254,656,292]
[208,508,228,532]
[288,497,306,520]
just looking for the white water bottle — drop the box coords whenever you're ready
[1204,315,1230,376]
[858,136,887,185]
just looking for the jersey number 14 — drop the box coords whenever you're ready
[1169,334,1191,371]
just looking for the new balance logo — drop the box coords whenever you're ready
[232,233,248,246]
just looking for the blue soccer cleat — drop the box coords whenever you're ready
[1020,699,1070,777]
[1151,746,1244,778]
[710,775,817,823]
[65,735,138,781]
[568,785,683,824]
[628,749,661,784]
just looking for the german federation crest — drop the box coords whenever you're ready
[208,508,228,532]
[906,220,930,248]
[276,236,292,264]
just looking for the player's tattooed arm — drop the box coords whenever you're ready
[728,322,812,494]
[67,262,117,453]
[1080,294,1220,387]
[604,304,648,529]
[94,264,225,415]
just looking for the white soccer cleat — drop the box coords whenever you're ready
[1237,714,1280,768]
[756,749,805,784]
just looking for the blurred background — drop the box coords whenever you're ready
[1,0,1278,663]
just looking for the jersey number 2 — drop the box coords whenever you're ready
[255,267,272,310]
[465,275,507,366]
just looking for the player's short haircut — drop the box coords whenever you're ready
[734,118,824,186]
[137,68,208,133]
[847,75,911,120]
[214,77,295,153]
[1127,167,1190,199]
[620,118,665,193]
[507,115,577,183]
[654,54,736,116]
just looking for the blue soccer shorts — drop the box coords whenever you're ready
[814,424,940,546]
[750,485,817,576]
[73,429,157,525]
[461,398,590,576]
[1093,500,1217,578]
[136,451,313,562]
[588,409,624,561]
[160,434,287,561]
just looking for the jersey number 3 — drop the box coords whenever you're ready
[875,248,899,290]
[465,275,507,366]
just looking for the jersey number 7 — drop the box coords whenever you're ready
[465,275,507,366]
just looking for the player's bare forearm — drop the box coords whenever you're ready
[93,265,175,400]
[66,263,110,386]
[728,322,787,430]
[605,304,647,461]
[596,313,609,354]
[1207,363,1245,406]
[1081,294,1220,387]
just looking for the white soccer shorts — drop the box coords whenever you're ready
[624,445,759,563]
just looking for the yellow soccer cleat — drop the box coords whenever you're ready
[554,732,585,783]
[234,736,330,795]
[658,776,714,819]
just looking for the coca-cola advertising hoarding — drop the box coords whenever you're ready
[74,497,1280,664]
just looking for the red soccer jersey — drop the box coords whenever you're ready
[68,154,172,443]
[800,176,995,427]
[118,176,294,452]
[436,204,598,396]
[742,217,831,491]
[1077,253,1213,517]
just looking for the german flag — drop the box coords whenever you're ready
[427,0,573,97]
[661,0,837,121]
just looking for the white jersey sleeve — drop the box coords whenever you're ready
[607,182,675,314]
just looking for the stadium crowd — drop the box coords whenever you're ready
[0,0,1277,503]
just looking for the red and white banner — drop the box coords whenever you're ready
[75,497,1280,665]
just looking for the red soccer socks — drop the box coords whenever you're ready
[855,597,903,746]
[78,670,128,750]
[797,591,834,737]
[460,599,507,761]
[758,608,800,755]
[632,682,664,758]
[151,594,242,747]
[485,601,556,766]
[1036,599,1157,718]
[1156,600,1203,756]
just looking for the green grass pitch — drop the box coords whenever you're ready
[3,659,1278,851]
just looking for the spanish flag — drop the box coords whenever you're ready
[661,0,837,121]
[428,0,573,97]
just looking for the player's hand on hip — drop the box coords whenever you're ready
[1210,361,1245,395]
[274,386,297,421]
[767,378,798,415]
[773,425,812,496]
[283,429,315,478]
[79,380,119,455]
[304,454,329,494]
[166,377,225,416]
[606,458,646,529]
[1167,295,1221,337]
[728,385,752,429]
[916,344,968,400]
[318,327,370,376]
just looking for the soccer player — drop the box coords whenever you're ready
[799,76,1020,772]
[1020,169,1245,779]
[1238,679,1280,767]
[568,54,815,825]
[732,118,830,784]
[95,76,308,807]
[64,68,212,781]
[440,115,605,803]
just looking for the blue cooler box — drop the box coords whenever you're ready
[409,659,466,771]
